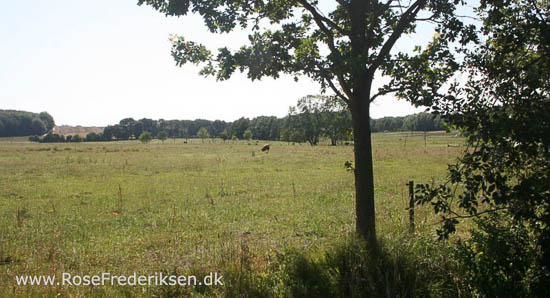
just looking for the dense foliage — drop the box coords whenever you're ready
[371,113,445,133]
[0,110,55,137]
[415,0,550,295]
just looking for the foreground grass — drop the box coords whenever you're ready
[0,133,466,296]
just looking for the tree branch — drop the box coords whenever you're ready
[313,63,349,103]
[297,0,353,98]
[368,0,426,78]
[444,207,508,221]
[325,75,351,105]
[297,0,348,36]
[370,87,406,102]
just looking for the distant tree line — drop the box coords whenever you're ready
[0,110,55,137]
[26,97,446,144]
[101,118,231,141]
[370,113,445,133]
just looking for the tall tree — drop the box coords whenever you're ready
[318,96,352,145]
[138,0,467,247]
[0,110,54,137]
[291,95,324,145]
[281,111,306,143]
[229,117,250,140]
[30,118,47,135]
[38,112,55,131]
[249,116,280,140]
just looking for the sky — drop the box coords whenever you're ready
[0,0,432,126]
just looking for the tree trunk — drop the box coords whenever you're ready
[351,87,377,249]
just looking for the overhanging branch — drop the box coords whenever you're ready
[370,87,407,102]
[325,75,350,104]
[297,0,348,36]
[368,0,427,78]
[297,0,353,98]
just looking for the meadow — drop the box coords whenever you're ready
[0,132,466,297]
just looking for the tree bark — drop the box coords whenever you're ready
[351,84,377,249]
[349,0,376,249]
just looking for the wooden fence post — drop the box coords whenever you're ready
[408,181,415,234]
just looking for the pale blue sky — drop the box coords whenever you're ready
[0,0,435,126]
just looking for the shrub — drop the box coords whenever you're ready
[86,132,100,142]
[28,135,40,142]
[71,134,83,142]
[453,214,550,297]
[40,133,65,143]
[139,131,152,144]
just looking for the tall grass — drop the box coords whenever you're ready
[0,134,467,296]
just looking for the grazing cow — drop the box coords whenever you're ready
[261,144,270,152]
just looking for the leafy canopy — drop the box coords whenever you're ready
[138,0,472,105]
[415,0,550,274]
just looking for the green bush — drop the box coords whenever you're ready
[453,214,550,297]
[139,131,152,144]
[40,133,65,143]
[86,132,101,142]
[71,134,83,142]
[28,135,40,142]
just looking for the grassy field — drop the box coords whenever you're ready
[0,132,466,297]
